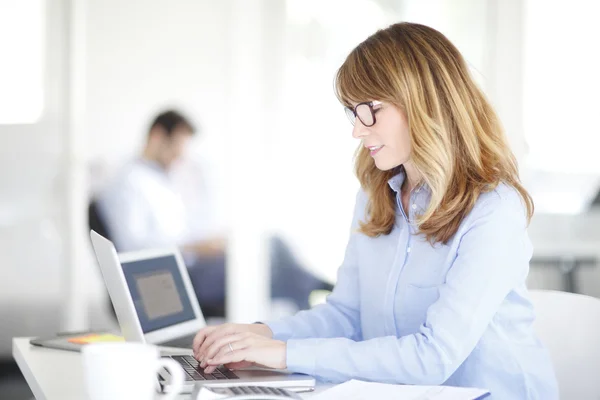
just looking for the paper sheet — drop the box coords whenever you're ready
[311,380,489,400]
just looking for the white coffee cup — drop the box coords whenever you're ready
[82,342,184,400]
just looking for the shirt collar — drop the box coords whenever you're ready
[135,158,172,183]
[137,157,168,175]
[387,167,429,194]
[387,169,405,194]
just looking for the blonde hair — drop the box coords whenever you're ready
[335,22,533,244]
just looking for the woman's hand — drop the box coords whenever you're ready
[199,332,287,374]
[192,323,274,367]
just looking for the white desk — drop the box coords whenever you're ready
[12,338,329,399]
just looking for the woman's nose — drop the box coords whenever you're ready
[352,120,369,139]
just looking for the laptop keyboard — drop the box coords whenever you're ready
[171,355,239,381]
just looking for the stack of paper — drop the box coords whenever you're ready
[310,380,489,400]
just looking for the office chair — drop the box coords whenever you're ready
[87,199,119,319]
[529,289,600,399]
[88,199,112,242]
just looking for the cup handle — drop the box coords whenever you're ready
[155,358,185,400]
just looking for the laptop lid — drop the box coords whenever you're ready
[90,230,205,345]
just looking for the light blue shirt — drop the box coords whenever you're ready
[266,171,558,399]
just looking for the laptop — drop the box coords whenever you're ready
[89,230,315,393]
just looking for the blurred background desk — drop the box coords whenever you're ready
[528,211,600,294]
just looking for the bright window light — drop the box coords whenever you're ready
[523,0,600,174]
[0,0,45,124]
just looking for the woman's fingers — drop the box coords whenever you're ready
[196,324,236,359]
[201,333,249,366]
[192,326,216,355]
[202,336,286,372]
[212,336,253,363]
[204,349,248,374]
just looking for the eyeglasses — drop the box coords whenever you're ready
[344,101,382,127]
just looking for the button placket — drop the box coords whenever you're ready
[406,189,421,255]
[385,221,410,336]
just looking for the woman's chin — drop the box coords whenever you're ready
[374,160,399,172]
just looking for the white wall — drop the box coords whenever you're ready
[522,0,600,214]
[83,0,233,298]
[85,0,231,200]
[0,0,70,354]
[524,0,600,175]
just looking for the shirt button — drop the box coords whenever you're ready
[411,204,417,210]
[407,247,411,253]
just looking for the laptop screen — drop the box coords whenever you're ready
[121,255,195,333]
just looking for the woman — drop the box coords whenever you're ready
[192,22,558,399]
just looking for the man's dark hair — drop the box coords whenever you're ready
[149,110,196,137]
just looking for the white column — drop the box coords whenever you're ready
[225,0,285,323]
[61,0,88,331]
[483,0,527,164]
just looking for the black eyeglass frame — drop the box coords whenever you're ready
[344,100,382,127]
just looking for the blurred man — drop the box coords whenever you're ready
[96,111,224,254]
[95,110,329,317]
